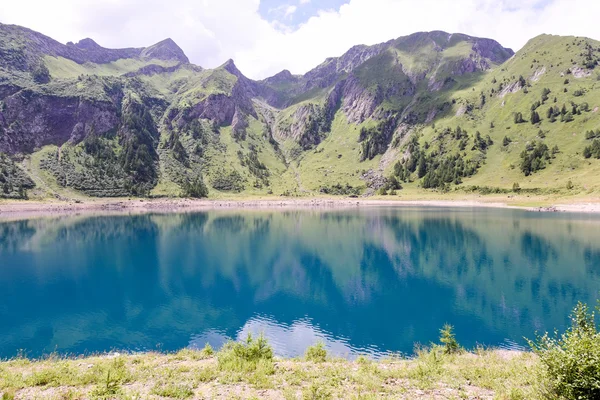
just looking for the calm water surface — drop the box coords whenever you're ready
[1,207,600,359]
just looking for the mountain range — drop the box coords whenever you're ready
[0,22,599,199]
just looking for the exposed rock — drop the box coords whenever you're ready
[0,83,21,100]
[262,69,297,86]
[470,37,514,63]
[425,108,437,123]
[361,169,387,192]
[0,91,120,153]
[456,104,467,117]
[498,81,522,98]
[303,42,389,91]
[530,66,546,82]
[570,66,592,78]
[187,93,236,127]
[231,107,249,139]
[339,75,382,124]
[140,38,189,63]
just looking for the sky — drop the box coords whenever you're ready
[1,0,599,79]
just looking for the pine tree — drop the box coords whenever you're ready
[417,156,427,178]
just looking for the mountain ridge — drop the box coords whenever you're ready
[0,22,599,200]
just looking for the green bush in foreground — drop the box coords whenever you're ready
[528,301,600,400]
[218,333,273,371]
[217,333,275,388]
[439,324,461,355]
[305,342,327,363]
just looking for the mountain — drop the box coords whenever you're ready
[0,22,599,200]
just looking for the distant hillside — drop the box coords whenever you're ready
[0,22,599,200]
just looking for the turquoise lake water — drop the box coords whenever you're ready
[1,207,599,359]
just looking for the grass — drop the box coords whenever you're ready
[0,347,542,399]
[43,56,179,80]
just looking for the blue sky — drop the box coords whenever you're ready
[258,0,348,29]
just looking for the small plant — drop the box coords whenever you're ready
[217,333,274,373]
[305,342,327,363]
[88,358,130,399]
[151,383,194,399]
[512,182,521,192]
[303,383,332,400]
[200,343,214,357]
[1,389,16,400]
[528,301,600,400]
[439,324,460,354]
[90,370,121,399]
[566,180,574,190]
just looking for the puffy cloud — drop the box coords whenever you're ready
[0,0,599,79]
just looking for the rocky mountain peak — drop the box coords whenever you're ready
[72,38,102,50]
[470,37,514,63]
[221,59,245,78]
[140,38,189,63]
[263,69,297,85]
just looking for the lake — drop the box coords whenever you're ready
[1,206,599,359]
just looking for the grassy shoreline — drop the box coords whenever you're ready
[0,346,541,400]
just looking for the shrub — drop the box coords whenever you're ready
[359,118,398,161]
[319,183,361,196]
[31,63,50,84]
[439,324,460,354]
[512,182,521,192]
[584,139,600,159]
[566,180,574,190]
[90,370,122,399]
[181,177,209,198]
[303,383,332,400]
[305,342,327,363]
[514,112,525,124]
[520,141,551,176]
[211,170,245,192]
[151,383,194,399]
[217,333,274,373]
[528,301,600,400]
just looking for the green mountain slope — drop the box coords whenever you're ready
[0,22,599,200]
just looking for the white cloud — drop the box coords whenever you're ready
[299,0,311,4]
[284,5,298,18]
[0,0,599,79]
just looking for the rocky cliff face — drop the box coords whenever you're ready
[302,43,390,91]
[0,90,120,153]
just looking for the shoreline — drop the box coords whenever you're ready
[1,197,600,217]
[0,347,538,399]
